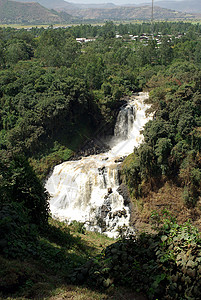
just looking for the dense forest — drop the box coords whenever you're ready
[0,22,201,299]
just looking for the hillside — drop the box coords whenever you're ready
[1,0,200,24]
[0,0,74,24]
[11,0,201,14]
[10,0,74,10]
[10,0,117,10]
[67,5,198,21]
[154,0,201,14]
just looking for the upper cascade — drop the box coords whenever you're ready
[114,104,135,140]
[45,92,152,238]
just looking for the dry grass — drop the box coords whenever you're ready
[130,181,201,233]
[48,285,147,300]
[74,231,114,256]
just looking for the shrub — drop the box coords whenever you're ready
[0,202,38,258]
[72,216,201,300]
[0,154,49,228]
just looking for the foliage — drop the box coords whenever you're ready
[0,216,114,298]
[0,153,49,227]
[0,202,38,258]
[0,21,201,299]
[73,215,201,299]
[123,61,201,207]
[0,23,200,177]
[69,220,86,234]
[0,255,54,297]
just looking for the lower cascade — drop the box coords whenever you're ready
[45,92,152,238]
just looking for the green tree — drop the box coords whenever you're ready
[5,40,33,65]
[0,40,5,67]
[155,138,172,174]
[159,37,173,65]
[0,154,49,228]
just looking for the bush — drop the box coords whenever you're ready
[0,202,38,258]
[0,154,49,228]
[69,220,86,234]
[72,216,201,300]
[0,255,53,298]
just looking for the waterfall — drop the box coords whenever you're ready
[45,92,152,238]
[114,104,135,139]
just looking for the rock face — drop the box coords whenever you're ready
[71,138,111,160]
[45,92,152,238]
[117,183,131,206]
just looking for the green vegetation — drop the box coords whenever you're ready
[73,213,201,299]
[0,216,115,299]
[0,21,201,299]
[123,61,201,208]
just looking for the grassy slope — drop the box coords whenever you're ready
[0,218,146,300]
[0,219,111,299]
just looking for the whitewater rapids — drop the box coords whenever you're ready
[45,92,152,238]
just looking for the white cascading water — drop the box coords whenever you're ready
[45,92,152,238]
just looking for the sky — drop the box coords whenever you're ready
[68,0,183,4]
